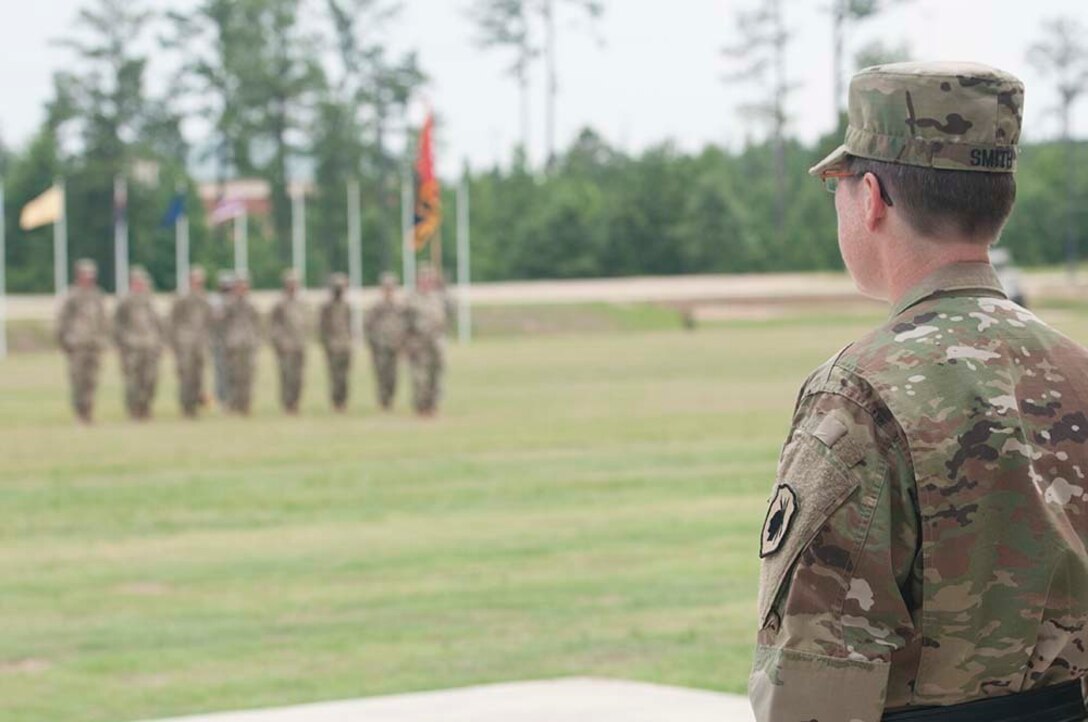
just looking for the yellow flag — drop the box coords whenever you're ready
[20,184,64,231]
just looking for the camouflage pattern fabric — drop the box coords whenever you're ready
[811,61,1024,176]
[170,291,212,416]
[365,298,407,410]
[114,294,164,419]
[270,296,308,412]
[403,292,448,414]
[751,263,1088,721]
[209,293,230,405]
[319,298,353,409]
[56,287,109,421]
[222,296,260,413]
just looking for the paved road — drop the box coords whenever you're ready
[135,678,755,722]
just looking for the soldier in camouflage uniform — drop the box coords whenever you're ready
[751,62,1088,722]
[210,271,234,408]
[319,273,353,412]
[364,272,406,411]
[222,272,261,415]
[113,266,164,420]
[170,266,212,418]
[56,259,109,423]
[269,269,308,414]
[403,266,449,416]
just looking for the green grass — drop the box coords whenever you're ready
[4,310,1088,722]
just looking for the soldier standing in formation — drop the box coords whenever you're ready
[210,271,234,409]
[113,266,164,420]
[319,273,353,412]
[222,272,260,415]
[751,62,1088,721]
[364,272,406,411]
[269,269,308,414]
[56,259,109,424]
[169,266,213,418]
[403,265,449,417]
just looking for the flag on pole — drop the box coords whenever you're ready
[20,184,64,231]
[210,197,246,226]
[161,193,186,228]
[413,113,441,251]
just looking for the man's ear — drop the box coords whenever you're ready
[861,172,888,232]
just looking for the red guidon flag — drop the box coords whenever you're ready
[413,113,441,251]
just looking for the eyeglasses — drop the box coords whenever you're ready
[821,169,894,207]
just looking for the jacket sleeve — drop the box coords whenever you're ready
[749,373,920,722]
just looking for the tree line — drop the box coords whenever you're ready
[1,0,1085,293]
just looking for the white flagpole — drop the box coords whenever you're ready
[401,166,415,290]
[457,171,471,345]
[54,180,68,297]
[114,175,129,295]
[0,180,6,360]
[234,209,248,274]
[291,185,306,285]
[347,178,363,343]
[177,211,190,294]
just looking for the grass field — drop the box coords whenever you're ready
[3,306,1086,722]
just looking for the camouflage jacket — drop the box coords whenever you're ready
[113,293,164,352]
[364,299,406,349]
[56,287,109,352]
[751,263,1088,721]
[222,296,261,351]
[269,296,308,354]
[402,292,448,347]
[170,291,212,351]
[319,298,352,354]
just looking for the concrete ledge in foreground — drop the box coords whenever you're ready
[136,677,755,722]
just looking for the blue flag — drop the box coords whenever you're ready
[161,194,186,228]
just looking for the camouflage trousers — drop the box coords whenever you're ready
[324,349,352,409]
[175,345,206,417]
[225,347,256,414]
[407,339,444,414]
[369,344,399,410]
[66,348,101,421]
[275,349,305,413]
[120,348,161,419]
[212,342,230,405]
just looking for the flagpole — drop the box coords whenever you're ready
[457,170,471,345]
[347,178,363,343]
[54,180,68,297]
[114,175,129,295]
[401,165,416,290]
[176,208,190,294]
[234,209,248,274]
[291,184,306,285]
[0,180,7,360]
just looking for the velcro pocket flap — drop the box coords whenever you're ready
[757,433,861,627]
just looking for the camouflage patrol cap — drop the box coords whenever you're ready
[74,258,98,275]
[810,61,1024,177]
[217,270,236,289]
[130,265,150,282]
[328,272,348,289]
[380,271,398,288]
[282,268,300,285]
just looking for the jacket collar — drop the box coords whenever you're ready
[889,262,1007,318]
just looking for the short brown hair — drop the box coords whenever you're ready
[845,156,1016,242]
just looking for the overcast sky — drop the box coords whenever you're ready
[0,0,1085,176]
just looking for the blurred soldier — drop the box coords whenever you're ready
[751,63,1088,721]
[222,272,260,415]
[364,272,406,411]
[210,271,235,408]
[113,266,164,420]
[269,269,308,414]
[318,273,353,412]
[169,266,213,418]
[403,265,449,416]
[56,259,109,423]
